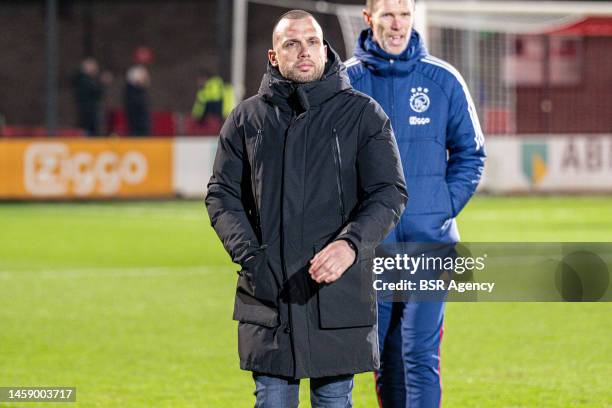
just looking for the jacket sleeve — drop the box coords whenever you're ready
[445,76,487,217]
[335,100,408,255]
[205,111,260,265]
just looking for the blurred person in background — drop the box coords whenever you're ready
[191,71,234,132]
[124,64,151,136]
[346,0,486,407]
[206,10,406,407]
[72,57,112,136]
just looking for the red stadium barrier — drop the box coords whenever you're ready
[107,109,177,137]
[1,126,85,138]
[1,111,220,138]
[182,115,222,136]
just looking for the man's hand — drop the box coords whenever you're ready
[309,240,356,284]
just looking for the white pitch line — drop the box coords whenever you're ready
[0,265,234,280]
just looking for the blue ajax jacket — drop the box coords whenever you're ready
[347,29,486,243]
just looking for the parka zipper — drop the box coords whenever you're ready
[251,129,263,234]
[331,128,346,221]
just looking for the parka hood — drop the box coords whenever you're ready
[354,28,428,75]
[258,41,351,111]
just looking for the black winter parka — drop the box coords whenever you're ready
[205,45,407,379]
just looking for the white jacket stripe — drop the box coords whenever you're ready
[344,57,361,68]
[422,56,485,151]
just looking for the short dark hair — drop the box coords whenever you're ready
[272,9,316,44]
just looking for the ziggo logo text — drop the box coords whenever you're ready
[24,143,148,196]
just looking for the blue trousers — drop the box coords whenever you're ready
[375,300,446,408]
[253,373,354,408]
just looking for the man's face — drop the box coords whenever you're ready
[364,0,414,55]
[268,17,328,83]
[82,59,99,76]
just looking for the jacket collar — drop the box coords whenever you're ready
[258,42,351,112]
[354,28,428,75]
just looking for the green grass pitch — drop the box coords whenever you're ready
[0,196,611,407]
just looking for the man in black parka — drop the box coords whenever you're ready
[205,10,407,407]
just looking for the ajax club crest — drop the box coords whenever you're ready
[410,87,430,113]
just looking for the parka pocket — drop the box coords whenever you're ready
[233,274,279,327]
[314,242,376,329]
[331,129,346,222]
[249,129,264,231]
[232,249,279,328]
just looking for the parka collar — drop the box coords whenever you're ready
[354,28,428,76]
[258,41,351,112]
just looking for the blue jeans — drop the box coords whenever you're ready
[375,300,446,408]
[253,373,354,408]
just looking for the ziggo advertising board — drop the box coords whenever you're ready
[0,139,173,199]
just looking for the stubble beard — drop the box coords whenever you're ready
[281,63,325,83]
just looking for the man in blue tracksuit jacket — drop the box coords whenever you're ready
[346,1,486,406]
